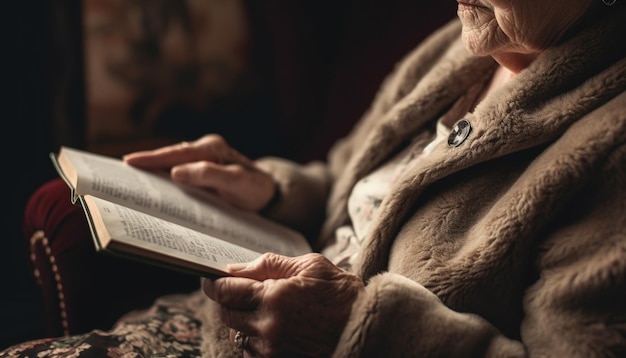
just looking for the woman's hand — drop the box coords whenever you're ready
[202,253,364,357]
[123,134,276,211]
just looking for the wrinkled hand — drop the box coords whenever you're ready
[203,253,364,357]
[123,134,276,211]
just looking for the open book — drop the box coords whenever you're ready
[51,146,311,279]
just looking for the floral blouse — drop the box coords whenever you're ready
[321,121,448,271]
[322,80,485,272]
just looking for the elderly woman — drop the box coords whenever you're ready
[4,0,625,356]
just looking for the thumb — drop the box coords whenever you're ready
[226,262,249,273]
[201,277,217,300]
[227,253,297,280]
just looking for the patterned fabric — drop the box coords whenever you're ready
[1,294,204,358]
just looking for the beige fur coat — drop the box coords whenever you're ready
[199,7,626,357]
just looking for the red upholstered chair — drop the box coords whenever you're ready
[24,178,200,337]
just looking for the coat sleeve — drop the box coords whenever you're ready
[253,157,331,240]
[334,273,526,357]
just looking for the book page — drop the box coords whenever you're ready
[57,147,311,256]
[84,195,263,277]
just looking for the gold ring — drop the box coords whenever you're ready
[234,330,250,351]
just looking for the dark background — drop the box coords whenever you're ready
[4,1,64,348]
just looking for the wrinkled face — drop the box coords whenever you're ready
[457,0,592,57]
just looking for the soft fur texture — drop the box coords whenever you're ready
[200,8,626,357]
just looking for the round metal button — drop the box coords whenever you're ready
[448,119,472,147]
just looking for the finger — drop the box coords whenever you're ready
[227,252,301,280]
[205,276,263,309]
[123,141,206,170]
[171,162,247,188]
[223,147,255,169]
[201,278,217,300]
[243,348,257,358]
[203,279,261,334]
[219,307,258,334]
[194,134,255,168]
[124,134,246,169]
[230,329,262,358]
[171,162,274,210]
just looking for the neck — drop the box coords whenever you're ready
[473,65,514,108]
[490,66,515,88]
[492,52,539,75]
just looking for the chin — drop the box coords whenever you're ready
[461,34,491,56]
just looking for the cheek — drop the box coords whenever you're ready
[458,4,512,56]
[461,18,508,56]
[494,12,539,50]
[493,2,590,52]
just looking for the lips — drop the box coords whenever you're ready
[458,0,480,5]
[457,0,489,9]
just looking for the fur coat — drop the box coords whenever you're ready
[200,7,626,357]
